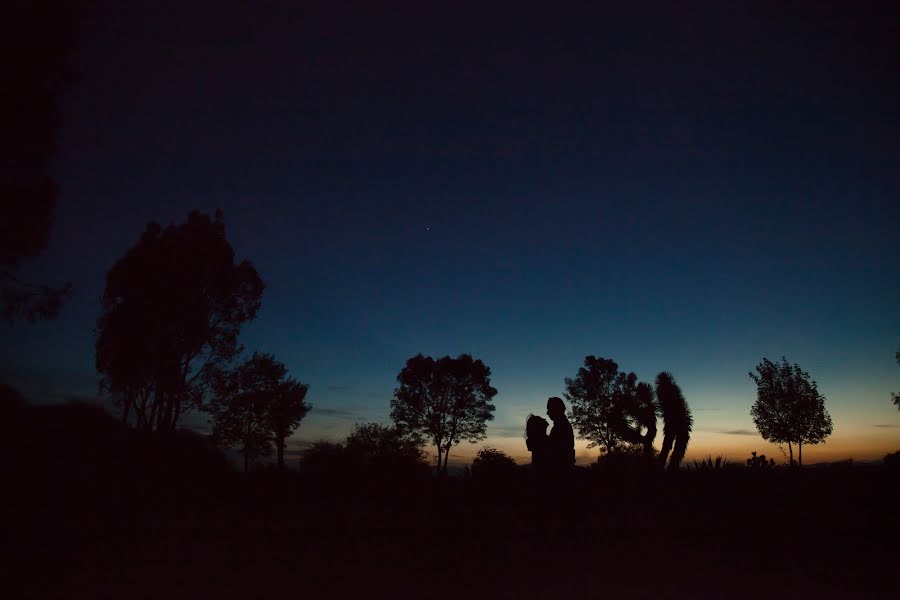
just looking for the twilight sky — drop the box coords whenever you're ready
[2,0,898,465]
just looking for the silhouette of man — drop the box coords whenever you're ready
[546,396,575,470]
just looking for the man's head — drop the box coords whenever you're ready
[546,396,566,422]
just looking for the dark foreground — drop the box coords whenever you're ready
[4,409,899,599]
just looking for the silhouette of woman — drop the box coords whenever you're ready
[525,414,550,471]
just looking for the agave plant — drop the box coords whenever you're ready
[690,455,730,472]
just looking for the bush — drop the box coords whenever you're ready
[470,448,518,481]
[746,451,776,470]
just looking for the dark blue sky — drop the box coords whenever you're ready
[2,1,898,463]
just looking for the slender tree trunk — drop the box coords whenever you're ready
[787,441,793,466]
[276,436,285,469]
[798,441,803,467]
[435,441,442,472]
[443,446,451,473]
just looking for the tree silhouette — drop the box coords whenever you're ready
[210,352,310,472]
[656,371,692,470]
[265,362,311,469]
[616,377,659,456]
[749,357,833,467]
[344,422,426,473]
[0,1,82,321]
[565,356,642,455]
[96,210,264,432]
[390,353,497,474]
[299,424,426,478]
[470,447,518,480]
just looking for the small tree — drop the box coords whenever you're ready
[749,357,833,467]
[210,352,310,472]
[470,447,518,480]
[565,356,641,455]
[266,365,311,469]
[390,353,497,474]
[344,422,426,473]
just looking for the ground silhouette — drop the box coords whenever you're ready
[4,392,898,599]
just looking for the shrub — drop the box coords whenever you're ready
[470,448,518,480]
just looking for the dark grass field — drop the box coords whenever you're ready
[4,405,899,599]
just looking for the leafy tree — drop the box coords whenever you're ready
[564,356,646,455]
[470,447,518,480]
[96,210,264,432]
[265,362,311,469]
[299,424,426,478]
[299,441,346,476]
[656,371,692,470]
[390,353,497,474]
[749,357,833,467]
[344,422,426,473]
[616,378,659,456]
[0,1,83,320]
[210,352,310,472]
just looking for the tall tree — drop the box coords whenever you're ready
[564,356,639,455]
[749,357,833,466]
[390,353,497,474]
[656,372,692,470]
[210,352,310,471]
[96,210,264,432]
[0,1,84,320]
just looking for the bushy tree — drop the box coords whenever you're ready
[299,424,426,478]
[749,357,832,467]
[210,352,310,472]
[565,356,655,456]
[617,378,659,456]
[96,210,264,432]
[344,422,426,473]
[390,353,497,474]
[470,447,518,480]
[656,371,692,470]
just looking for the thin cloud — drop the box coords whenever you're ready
[326,384,352,392]
[873,424,900,428]
[314,408,357,418]
[488,424,527,438]
[720,429,756,436]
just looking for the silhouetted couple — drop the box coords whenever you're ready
[526,397,575,474]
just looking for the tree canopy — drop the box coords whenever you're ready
[390,353,497,474]
[564,356,654,455]
[210,352,310,471]
[0,1,83,321]
[749,357,833,466]
[96,210,264,432]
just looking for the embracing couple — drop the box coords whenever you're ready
[525,396,576,473]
